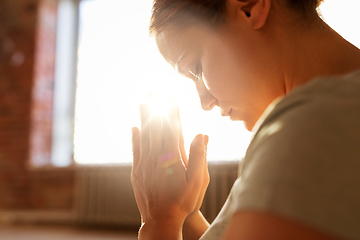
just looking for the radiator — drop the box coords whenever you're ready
[76,161,239,228]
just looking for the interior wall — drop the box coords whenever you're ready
[0,0,75,211]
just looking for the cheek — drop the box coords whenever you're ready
[201,65,226,98]
[202,50,245,100]
[201,32,267,103]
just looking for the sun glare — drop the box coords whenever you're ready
[319,0,360,48]
[73,0,360,165]
[147,94,177,117]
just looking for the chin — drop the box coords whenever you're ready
[239,116,257,132]
[243,121,254,132]
[229,111,257,131]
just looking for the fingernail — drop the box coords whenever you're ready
[131,127,138,136]
[195,134,204,144]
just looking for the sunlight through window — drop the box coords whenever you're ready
[319,0,360,48]
[74,0,253,164]
[72,0,360,165]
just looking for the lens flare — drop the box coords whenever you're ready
[147,94,176,117]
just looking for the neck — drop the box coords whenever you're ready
[273,15,360,94]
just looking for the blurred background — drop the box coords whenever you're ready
[0,0,359,239]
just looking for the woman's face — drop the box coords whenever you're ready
[156,20,284,131]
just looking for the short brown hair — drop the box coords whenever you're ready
[149,0,324,36]
[149,0,227,36]
[285,0,324,14]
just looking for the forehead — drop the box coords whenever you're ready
[155,26,208,67]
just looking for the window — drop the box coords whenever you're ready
[73,0,253,164]
[319,0,360,48]
[51,0,79,167]
[51,0,360,166]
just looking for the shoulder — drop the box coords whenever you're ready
[249,71,360,159]
[246,73,360,179]
[233,71,360,239]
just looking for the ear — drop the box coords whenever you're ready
[227,0,271,30]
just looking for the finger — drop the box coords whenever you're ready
[202,134,210,193]
[204,135,209,184]
[148,112,163,167]
[179,130,188,166]
[162,105,180,154]
[204,135,209,149]
[195,158,210,211]
[140,104,151,160]
[176,106,188,168]
[187,134,205,189]
[132,127,141,169]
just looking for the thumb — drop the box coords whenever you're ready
[187,134,206,187]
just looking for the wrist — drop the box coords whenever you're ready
[139,217,185,240]
[184,210,209,227]
[183,210,210,240]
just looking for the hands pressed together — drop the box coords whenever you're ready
[131,102,210,239]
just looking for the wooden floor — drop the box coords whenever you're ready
[0,224,138,240]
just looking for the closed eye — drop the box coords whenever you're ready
[189,63,202,81]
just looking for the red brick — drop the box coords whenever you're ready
[0,0,74,210]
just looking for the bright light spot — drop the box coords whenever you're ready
[319,0,360,48]
[147,94,176,117]
[73,0,252,165]
[257,122,283,140]
[73,0,360,165]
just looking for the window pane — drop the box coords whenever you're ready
[74,0,253,164]
[73,0,360,165]
[51,0,78,166]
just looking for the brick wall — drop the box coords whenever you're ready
[0,0,74,210]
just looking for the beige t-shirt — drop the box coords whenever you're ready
[200,70,360,240]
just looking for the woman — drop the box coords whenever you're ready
[131,0,360,239]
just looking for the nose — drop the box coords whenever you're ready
[196,82,218,111]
